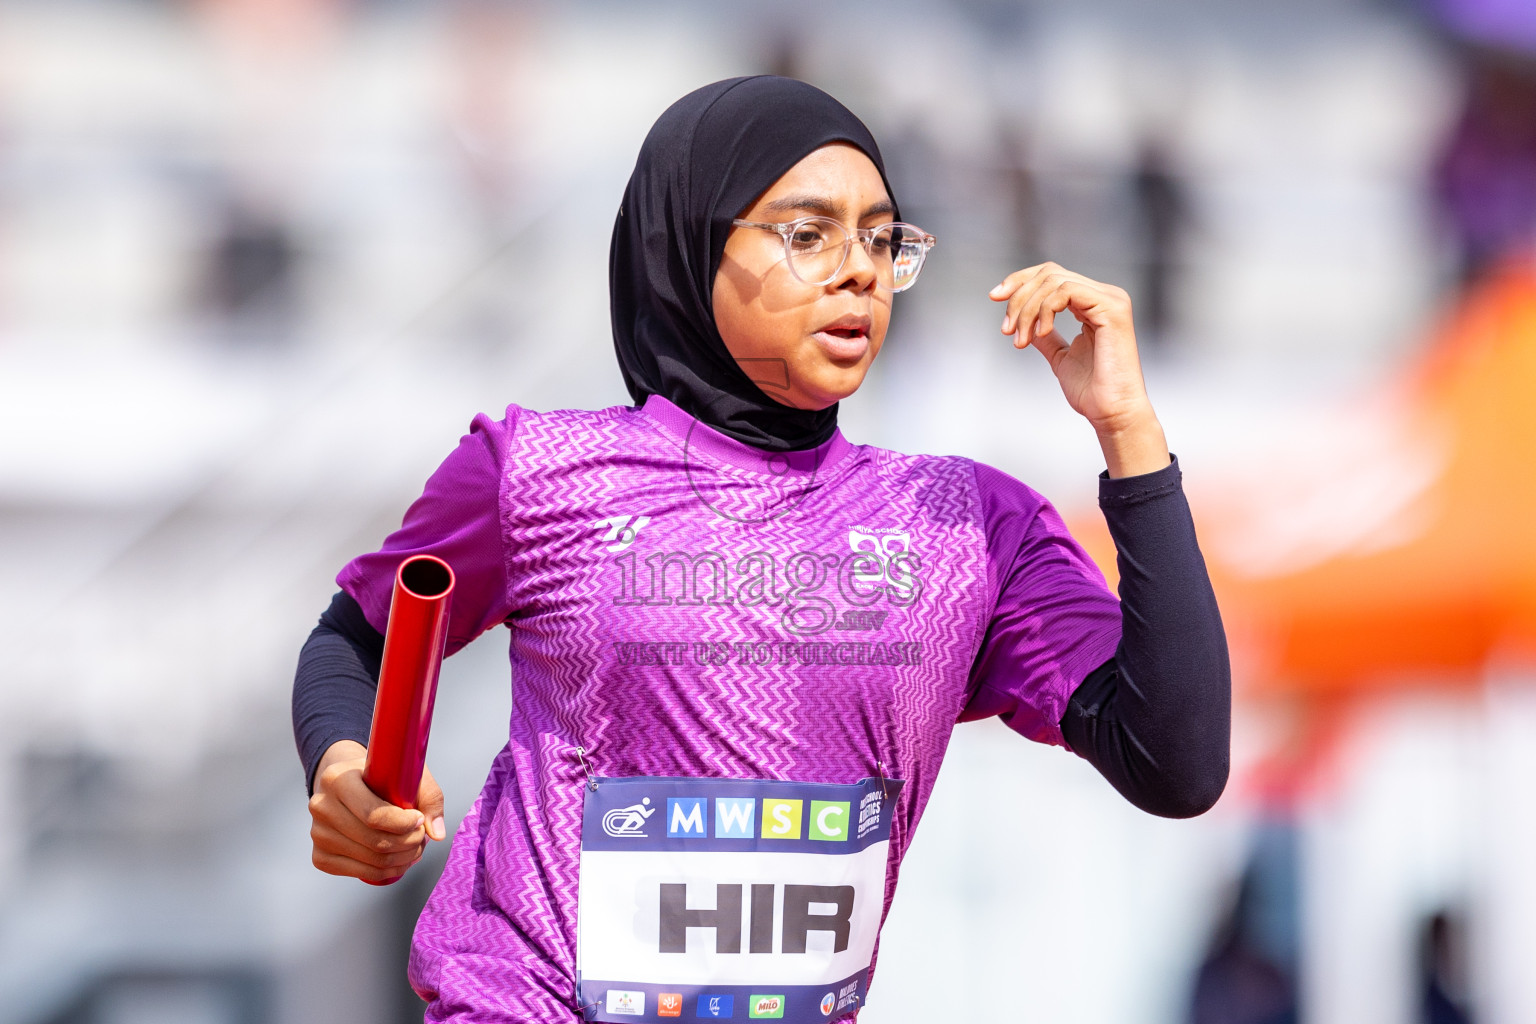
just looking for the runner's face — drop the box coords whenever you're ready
[712,144,894,412]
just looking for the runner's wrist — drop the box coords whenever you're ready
[318,739,367,778]
[1095,411,1169,479]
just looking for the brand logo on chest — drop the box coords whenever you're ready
[593,514,651,552]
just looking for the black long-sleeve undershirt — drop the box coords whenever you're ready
[293,461,1231,812]
[1058,460,1230,818]
[292,591,385,796]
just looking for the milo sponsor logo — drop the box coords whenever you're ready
[748,993,786,1019]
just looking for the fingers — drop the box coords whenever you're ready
[312,847,414,885]
[308,758,432,883]
[994,263,1072,338]
[988,260,1089,304]
[988,265,1046,303]
[309,784,427,856]
[992,263,1129,345]
[311,819,424,874]
[1007,273,1084,341]
[1023,282,1073,343]
[417,765,447,842]
[332,766,427,839]
[1030,323,1070,367]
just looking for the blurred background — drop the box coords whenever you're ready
[0,0,1533,1021]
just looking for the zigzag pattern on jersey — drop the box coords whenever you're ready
[584,409,877,787]
[412,404,645,1013]
[497,405,648,992]
[680,511,808,784]
[644,538,795,784]
[414,749,583,1020]
[886,452,987,835]
[603,414,842,782]
[423,942,586,1023]
[797,448,989,947]
[843,450,988,1016]
[676,424,834,525]
[683,433,892,783]
[411,403,997,1019]
[415,744,576,983]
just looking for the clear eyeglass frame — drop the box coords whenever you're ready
[729,215,937,292]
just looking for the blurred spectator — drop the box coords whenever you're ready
[1132,136,1189,346]
[201,204,301,343]
[1187,824,1299,1024]
[1000,125,1044,269]
[1428,0,1536,283]
[446,0,538,223]
[1433,44,1536,282]
[1419,910,1475,1024]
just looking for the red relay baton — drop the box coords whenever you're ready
[360,554,454,884]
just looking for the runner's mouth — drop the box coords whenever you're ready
[812,315,873,360]
[813,325,871,361]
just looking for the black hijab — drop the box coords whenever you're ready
[609,76,898,452]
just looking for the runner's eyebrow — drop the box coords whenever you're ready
[761,195,896,220]
[763,194,844,218]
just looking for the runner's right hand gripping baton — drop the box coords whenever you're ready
[361,554,455,864]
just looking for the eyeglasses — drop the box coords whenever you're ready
[730,216,937,292]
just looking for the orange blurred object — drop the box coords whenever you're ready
[1076,259,1536,701]
[1238,260,1536,696]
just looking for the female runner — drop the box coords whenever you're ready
[293,76,1229,1023]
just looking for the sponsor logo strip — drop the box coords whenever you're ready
[575,974,864,1024]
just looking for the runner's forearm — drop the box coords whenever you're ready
[292,591,385,796]
[1058,457,1231,817]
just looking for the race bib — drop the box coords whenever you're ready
[577,775,902,1023]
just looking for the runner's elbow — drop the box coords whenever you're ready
[1135,754,1228,819]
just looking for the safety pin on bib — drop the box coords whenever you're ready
[876,759,890,801]
[576,745,598,791]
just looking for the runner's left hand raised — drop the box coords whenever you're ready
[990,262,1171,478]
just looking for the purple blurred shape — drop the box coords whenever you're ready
[1434,0,1536,53]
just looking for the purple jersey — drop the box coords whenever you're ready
[338,395,1119,1022]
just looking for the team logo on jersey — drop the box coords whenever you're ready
[848,528,912,567]
[847,527,917,596]
[594,514,651,552]
[601,797,655,838]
